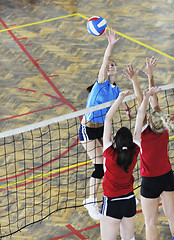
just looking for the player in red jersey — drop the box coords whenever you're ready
[100,87,160,240]
[123,56,174,240]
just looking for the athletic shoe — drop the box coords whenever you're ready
[83,198,101,220]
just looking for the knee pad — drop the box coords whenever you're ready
[91,164,104,179]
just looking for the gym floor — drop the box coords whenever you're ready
[0,0,174,239]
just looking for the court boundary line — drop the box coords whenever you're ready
[0,14,173,195]
[51,203,163,240]
[0,18,173,191]
[0,13,174,60]
[0,13,173,239]
[0,83,173,138]
[50,223,100,240]
[0,16,173,189]
[1,131,173,190]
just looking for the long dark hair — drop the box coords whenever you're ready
[113,127,134,173]
[87,83,95,93]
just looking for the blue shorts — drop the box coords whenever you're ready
[79,124,104,141]
[101,192,136,220]
[141,170,174,198]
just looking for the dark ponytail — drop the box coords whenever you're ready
[114,127,134,173]
[87,83,94,93]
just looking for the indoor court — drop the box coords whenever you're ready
[0,0,174,239]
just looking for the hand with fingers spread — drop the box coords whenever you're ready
[143,86,161,98]
[105,28,121,46]
[122,64,140,82]
[119,90,132,99]
[141,56,158,78]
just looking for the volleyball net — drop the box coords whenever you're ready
[0,84,173,237]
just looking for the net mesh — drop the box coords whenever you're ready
[0,84,173,237]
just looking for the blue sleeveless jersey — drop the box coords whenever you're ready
[85,78,121,123]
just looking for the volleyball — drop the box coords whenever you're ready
[87,16,107,36]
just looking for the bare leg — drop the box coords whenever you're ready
[141,196,159,240]
[100,214,120,240]
[120,215,136,240]
[161,191,174,236]
[81,138,103,199]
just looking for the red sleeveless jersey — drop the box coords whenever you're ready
[140,125,171,177]
[103,141,140,197]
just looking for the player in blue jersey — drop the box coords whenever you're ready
[79,28,133,220]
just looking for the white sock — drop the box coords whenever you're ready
[88,196,97,203]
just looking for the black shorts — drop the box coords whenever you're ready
[141,170,174,198]
[101,192,136,220]
[79,124,104,141]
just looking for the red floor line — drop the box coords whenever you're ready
[53,203,164,239]
[23,44,33,47]
[18,88,36,92]
[0,103,65,121]
[0,159,91,192]
[0,18,77,113]
[50,223,100,240]
[44,93,61,100]
[17,37,27,40]
[18,88,63,101]
[0,19,83,194]
[65,224,87,240]
[7,24,16,27]
[49,75,59,77]
[18,88,61,100]
[35,58,46,62]
[0,137,79,182]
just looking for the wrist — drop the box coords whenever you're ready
[131,76,138,82]
[118,94,125,100]
[148,74,153,79]
[143,94,150,102]
[108,42,115,48]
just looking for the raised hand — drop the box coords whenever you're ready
[122,64,140,82]
[105,28,120,45]
[141,56,158,77]
[143,86,161,98]
[119,90,132,98]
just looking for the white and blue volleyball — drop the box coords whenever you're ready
[87,16,107,36]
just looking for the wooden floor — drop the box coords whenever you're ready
[0,0,174,239]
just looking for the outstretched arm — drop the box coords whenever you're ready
[134,86,161,143]
[103,91,131,148]
[123,64,143,107]
[141,56,161,111]
[98,28,120,84]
